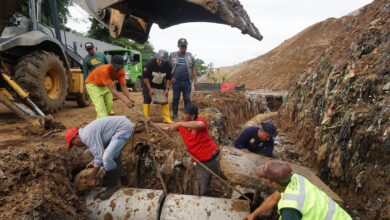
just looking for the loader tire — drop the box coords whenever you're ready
[132,77,142,92]
[14,51,67,113]
[75,86,91,107]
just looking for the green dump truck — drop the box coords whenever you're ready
[104,49,143,92]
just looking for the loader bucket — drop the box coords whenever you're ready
[78,0,262,43]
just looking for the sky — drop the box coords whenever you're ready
[67,0,373,67]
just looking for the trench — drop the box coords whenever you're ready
[0,91,294,219]
[81,91,289,219]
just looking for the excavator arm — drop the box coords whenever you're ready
[1,0,262,45]
[76,0,263,43]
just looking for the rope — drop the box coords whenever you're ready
[131,107,251,202]
[134,114,168,195]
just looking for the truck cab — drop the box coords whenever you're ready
[104,49,143,92]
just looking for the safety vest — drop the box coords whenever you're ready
[278,174,352,220]
[169,51,194,82]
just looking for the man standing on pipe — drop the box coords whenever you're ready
[156,103,221,196]
[64,116,134,200]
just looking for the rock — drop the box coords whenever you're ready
[383,82,390,91]
[74,168,104,193]
[242,112,278,128]
[16,152,29,161]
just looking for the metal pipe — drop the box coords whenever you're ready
[49,0,62,43]
[28,0,37,31]
[36,0,43,23]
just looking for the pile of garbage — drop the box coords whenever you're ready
[0,146,89,219]
[279,0,390,218]
[192,92,269,144]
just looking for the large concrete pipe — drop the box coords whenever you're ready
[160,194,249,220]
[86,188,250,220]
[86,188,164,220]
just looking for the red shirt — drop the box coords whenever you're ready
[177,118,219,162]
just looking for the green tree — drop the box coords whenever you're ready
[88,19,155,64]
[194,57,207,76]
[87,18,111,42]
[17,0,71,28]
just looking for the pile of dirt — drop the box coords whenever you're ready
[201,3,371,91]
[192,92,269,144]
[279,0,390,218]
[0,146,89,219]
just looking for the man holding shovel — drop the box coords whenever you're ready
[64,116,134,200]
[142,49,173,123]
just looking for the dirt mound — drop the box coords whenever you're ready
[201,4,370,91]
[0,146,89,219]
[279,0,390,218]
[192,92,269,144]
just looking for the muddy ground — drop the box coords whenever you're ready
[0,91,273,219]
[0,87,386,219]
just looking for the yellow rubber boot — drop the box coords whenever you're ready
[143,104,150,119]
[161,104,172,124]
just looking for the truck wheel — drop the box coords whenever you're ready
[75,88,91,108]
[132,77,142,92]
[14,51,67,113]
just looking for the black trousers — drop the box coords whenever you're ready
[195,156,220,196]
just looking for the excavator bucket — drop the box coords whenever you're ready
[76,0,263,43]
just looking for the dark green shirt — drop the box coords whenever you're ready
[82,52,108,78]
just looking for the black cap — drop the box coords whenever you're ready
[261,122,278,138]
[178,38,188,46]
[111,55,124,68]
[85,42,94,50]
[156,49,169,62]
[182,103,198,117]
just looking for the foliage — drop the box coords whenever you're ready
[87,19,155,64]
[17,0,71,28]
[194,58,207,76]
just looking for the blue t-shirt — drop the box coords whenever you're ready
[234,126,274,157]
[173,53,189,82]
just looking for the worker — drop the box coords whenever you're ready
[142,49,173,123]
[169,38,197,121]
[82,42,108,79]
[234,122,278,158]
[156,103,221,196]
[244,161,352,220]
[85,55,135,118]
[64,116,134,200]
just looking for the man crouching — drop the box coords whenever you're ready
[64,116,133,199]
